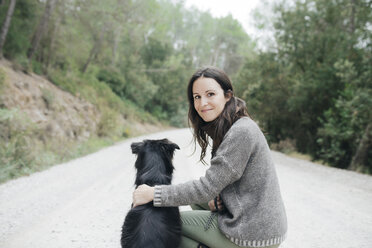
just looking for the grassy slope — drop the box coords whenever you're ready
[0,60,171,184]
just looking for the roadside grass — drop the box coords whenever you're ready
[0,108,40,184]
[0,124,119,184]
[0,107,132,184]
[285,151,331,166]
[270,138,331,167]
[0,65,166,184]
[0,67,5,92]
[34,136,118,173]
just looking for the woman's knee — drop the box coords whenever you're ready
[179,235,199,248]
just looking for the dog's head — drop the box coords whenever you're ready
[131,138,180,156]
[131,139,180,182]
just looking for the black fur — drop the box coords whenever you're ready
[121,139,182,248]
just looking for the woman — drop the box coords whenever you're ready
[133,66,287,248]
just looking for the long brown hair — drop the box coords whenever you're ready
[187,66,250,163]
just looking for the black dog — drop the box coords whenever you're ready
[121,139,182,248]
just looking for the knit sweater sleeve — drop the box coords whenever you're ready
[153,118,257,207]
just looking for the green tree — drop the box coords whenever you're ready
[317,57,372,172]
[237,0,372,172]
[235,52,294,143]
[0,0,40,60]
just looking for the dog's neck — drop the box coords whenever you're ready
[135,152,173,187]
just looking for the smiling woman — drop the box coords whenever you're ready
[187,67,248,160]
[133,66,287,248]
[192,77,231,122]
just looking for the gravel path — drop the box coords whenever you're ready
[0,128,371,248]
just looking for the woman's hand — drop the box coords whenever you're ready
[208,195,224,212]
[132,184,154,208]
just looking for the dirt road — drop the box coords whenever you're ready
[1,129,371,248]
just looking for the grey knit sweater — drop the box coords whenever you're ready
[153,117,287,247]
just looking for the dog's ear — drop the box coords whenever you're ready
[171,143,180,151]
[131,142,144,154]
[162,140,180,155]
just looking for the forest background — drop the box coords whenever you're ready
[0,0,371,183]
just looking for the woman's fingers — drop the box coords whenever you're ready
[217,201,224,210]
[132,184,154,208]
[208,199,216,211]
[216,195,224,211]
[208,196,225,212]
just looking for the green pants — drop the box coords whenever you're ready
[179,203,280,248]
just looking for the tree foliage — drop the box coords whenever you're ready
[0,0,252,126]
[236,0,372,173]
[1,0,371,173]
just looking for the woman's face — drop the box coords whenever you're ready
[192,77,230,122]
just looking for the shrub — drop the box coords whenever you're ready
[0,108,39,183]
[270,138,296,154]
[0,68,5,87]
[97,107,122,137]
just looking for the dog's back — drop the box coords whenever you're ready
[121,203,181,248]
[121,139,181,248]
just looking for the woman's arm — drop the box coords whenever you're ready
[133,118,258,208]
[133,184,224,211]
[155,119,258,207]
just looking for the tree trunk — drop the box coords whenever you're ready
[27,0,57,60]
[349,0,356,34]
[349,123,371,171]
[111,27,121,66]
[81,24,107,73]
[0,0,17,58]
[210,41,221,66]
[81,42,99,73]
[44,3,61,74]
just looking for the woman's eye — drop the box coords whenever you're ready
[194,95,200,100]
[207,92,215,97]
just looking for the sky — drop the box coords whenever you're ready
[182,0,278,49]
[183,0,262,36]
